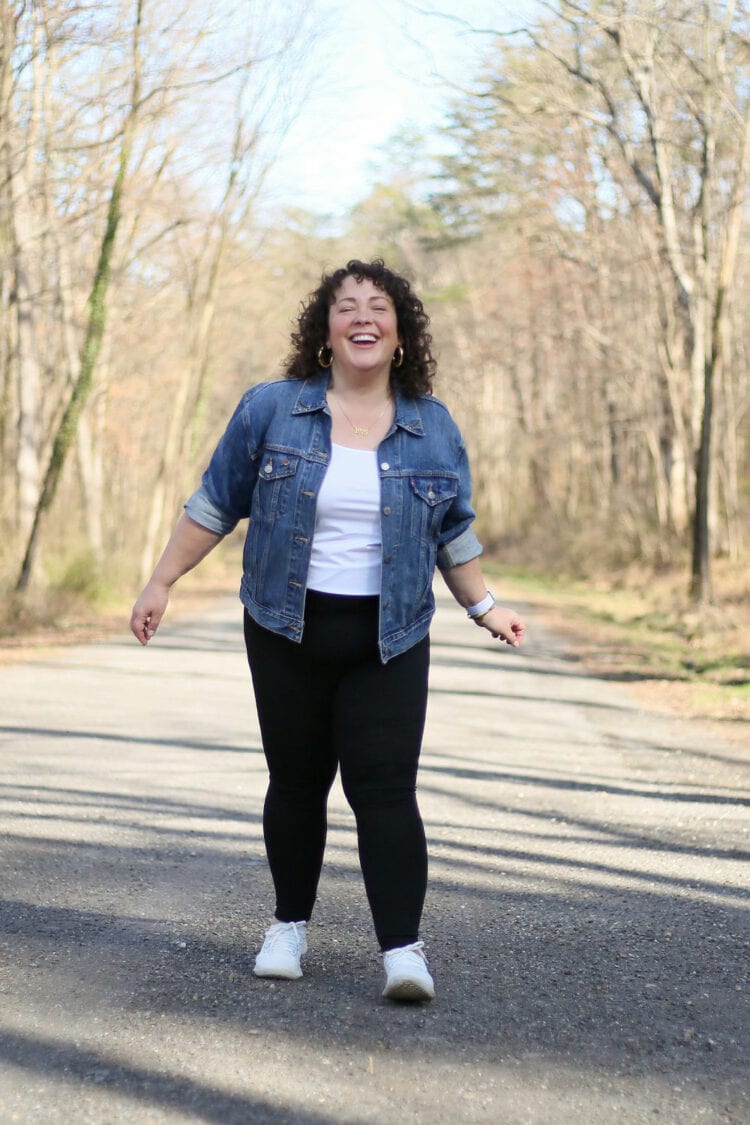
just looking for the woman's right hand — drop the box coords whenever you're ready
[476,605,526,647]
[130,582,170,645]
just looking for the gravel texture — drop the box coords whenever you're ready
[0,589,748,1123]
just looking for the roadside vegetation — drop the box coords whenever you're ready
[490,558,750,735]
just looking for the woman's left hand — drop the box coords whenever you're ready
[475,605,526,647]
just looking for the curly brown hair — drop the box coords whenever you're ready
[284,259,435,397]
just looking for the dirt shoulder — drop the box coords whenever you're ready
[0,583,239,665]
[496,566,749,749]
[0,550,242,667]
[3,557,748,751]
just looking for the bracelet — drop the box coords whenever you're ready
[466,591,495,619]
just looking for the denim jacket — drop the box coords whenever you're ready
[185,372,482,662]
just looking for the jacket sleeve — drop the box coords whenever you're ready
[436,438,484,571]
[184,393,258,535]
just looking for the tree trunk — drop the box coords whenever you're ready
[15,0,144,590]
[1,3,43,544]
[690,93,750,601]
[10,159,42,544]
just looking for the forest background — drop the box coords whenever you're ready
[1,1,748,725]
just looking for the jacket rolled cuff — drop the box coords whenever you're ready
[437,527,483,570]
[184,486,239,536]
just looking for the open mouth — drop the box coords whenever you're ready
[350,334,379,345]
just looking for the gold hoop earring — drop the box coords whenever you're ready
[392,345,404,368]
[317,345,333,368]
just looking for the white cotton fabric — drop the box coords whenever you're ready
[307,443,382,595]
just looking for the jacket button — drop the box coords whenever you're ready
[383,506,391,515]
[264,462,273,474]
[380,461,390,471]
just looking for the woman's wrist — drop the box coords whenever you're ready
[466,591,495,619]
[146,572,176,593]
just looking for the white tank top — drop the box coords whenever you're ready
[307,443,382,595]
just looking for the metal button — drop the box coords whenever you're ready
[380,461,390,471]
[264,462,273,474]
[383,507,392,515]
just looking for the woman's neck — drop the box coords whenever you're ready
[326,371,395,450]
[328,364,391,401]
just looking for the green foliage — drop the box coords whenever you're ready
[427,283,470,304]
[50,551,109,604]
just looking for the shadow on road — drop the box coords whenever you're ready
[0,598,748,1121]
[0,1026,332,1123]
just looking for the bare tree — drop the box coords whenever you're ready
[136,3,319,581]
[0,0,319,595]
[16,0,145,590]
[1,0,43,544]
[410,0,750,590]
[523,0,750,599]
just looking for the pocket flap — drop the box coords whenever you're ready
[258,454,298,481]
[410,476,458,506]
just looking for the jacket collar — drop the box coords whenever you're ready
[292,372,425,436]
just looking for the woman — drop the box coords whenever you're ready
[131,259,525,1002]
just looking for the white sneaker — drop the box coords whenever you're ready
[253,921,308,980]
[382,940,435,1001]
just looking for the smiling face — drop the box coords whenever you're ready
[327,275,401,382]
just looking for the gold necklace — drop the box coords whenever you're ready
[330,393,392,437]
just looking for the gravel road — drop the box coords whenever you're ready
[0,589,748,1123]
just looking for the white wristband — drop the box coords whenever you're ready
[466,591,495,618]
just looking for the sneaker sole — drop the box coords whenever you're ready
[382,976,435,1001]
[253,965,303,980]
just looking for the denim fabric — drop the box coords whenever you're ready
[185,372,483,662]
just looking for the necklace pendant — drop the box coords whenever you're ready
[353,425,369,436]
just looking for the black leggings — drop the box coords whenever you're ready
[243,591,429,951]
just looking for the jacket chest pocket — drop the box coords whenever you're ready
[409,475,458,543]
[253,453,300,521]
